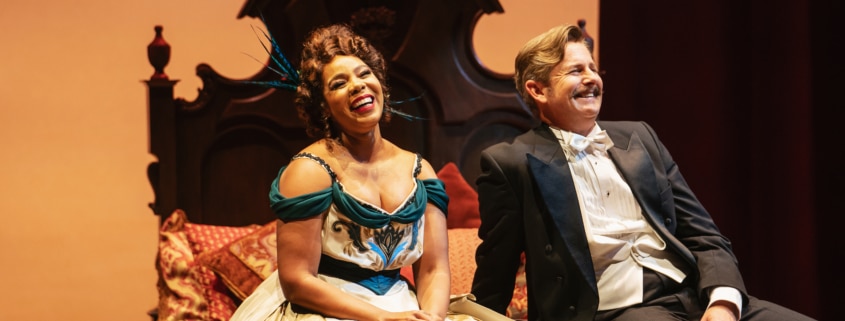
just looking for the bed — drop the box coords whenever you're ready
[144,1,536,320]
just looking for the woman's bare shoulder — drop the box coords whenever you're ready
[416,157,437,180]
[277,142,336,197]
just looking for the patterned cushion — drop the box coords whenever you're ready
[447,228,482,295]
[506,252,528,320]
[184,221,260,255]
[156,209,259,321]
[198,221,278,300]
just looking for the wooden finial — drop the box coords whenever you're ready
[147,25,171,80]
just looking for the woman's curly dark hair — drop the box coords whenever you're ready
[295,24,391,139]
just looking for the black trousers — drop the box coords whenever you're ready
[593,268,815,321]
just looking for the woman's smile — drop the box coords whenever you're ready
[351,94,375,113]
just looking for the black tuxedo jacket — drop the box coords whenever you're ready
[471,121,747,321]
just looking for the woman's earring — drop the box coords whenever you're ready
[322,113,332,138]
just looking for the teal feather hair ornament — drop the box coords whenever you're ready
[243,16,426,121]
[241,20,300,91]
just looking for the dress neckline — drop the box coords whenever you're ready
[292,152,422,215]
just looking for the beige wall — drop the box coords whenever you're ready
[0,1,595,320]
[475,0,600,74]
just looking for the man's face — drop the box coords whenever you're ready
[535,42,603,134]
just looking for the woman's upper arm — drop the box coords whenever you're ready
[419,158,450,265]
[414,157,449,261]
[274,158,332,289]
[275,215,324,288]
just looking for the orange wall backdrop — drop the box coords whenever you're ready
[0,1,595,320]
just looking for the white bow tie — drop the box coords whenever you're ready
[568,130,614,158]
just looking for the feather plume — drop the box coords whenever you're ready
[242,16,427,121]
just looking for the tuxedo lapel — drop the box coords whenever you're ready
[525,128,598,293]
[606,130,664,226]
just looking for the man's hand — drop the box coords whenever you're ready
[701,300,739,321]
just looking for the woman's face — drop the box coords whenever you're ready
[536,42,603,134]
[321,55,385,135]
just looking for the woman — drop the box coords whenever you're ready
[232,24,455,321]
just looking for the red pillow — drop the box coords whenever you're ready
[436,162,481,229]
[198,221,278,300]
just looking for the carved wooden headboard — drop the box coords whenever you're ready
[144,0,536,226]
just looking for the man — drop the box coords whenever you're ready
[470,24,813,321]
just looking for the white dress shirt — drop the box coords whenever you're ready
[550,124,742,315]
